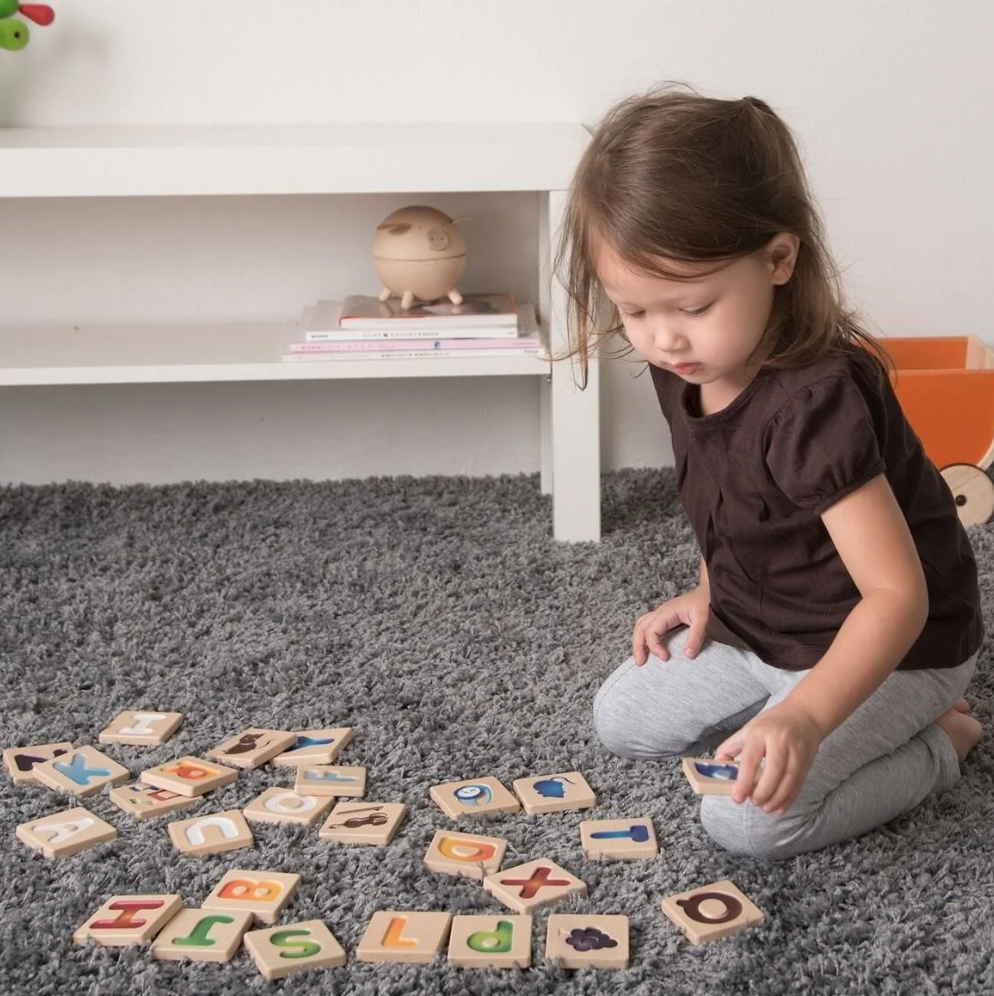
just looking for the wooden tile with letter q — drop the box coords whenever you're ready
[141,756,239,797]
[357,911,453,963]
[168,809,254,857]
[294,764,366,798]
[201,868,301,925]
[512,771,596,815]
[661,879,765,945]
[98,710,184,747]
[447,914,532,969]
[483,857,587,914]
[271,727,355,767]
[682,757,743,796]
[242,787,334,827]
[318,801,406,845]
[580,817,658,861]
[545,914,630,969]
[424,828,507,881]
[3,741,73,785]
[33,745,130,798]
[429,776,520,820]
[151,908,254,963]
[207,728,297,770]
[73,894,183,946]
[108,782,200,821]
[17,806,118,859]
[244,919,346,980]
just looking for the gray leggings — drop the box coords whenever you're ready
[593,628,978,860]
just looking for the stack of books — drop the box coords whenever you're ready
[281,292,545,362]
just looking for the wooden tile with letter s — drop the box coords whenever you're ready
[244,919,346,980]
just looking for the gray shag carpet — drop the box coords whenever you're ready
[1,470,992,996]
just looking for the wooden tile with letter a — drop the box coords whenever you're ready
[17,806,118,859]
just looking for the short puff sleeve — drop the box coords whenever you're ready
[764,375,886,514]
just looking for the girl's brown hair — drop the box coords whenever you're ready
[555,83,888,387]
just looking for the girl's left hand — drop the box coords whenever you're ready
[714,702,825,815]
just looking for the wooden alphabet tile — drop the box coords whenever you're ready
[244,919,346,980]
[108,782,200,821]
[318,801,406,846]
[357,911,453,963]
[681,757,742,796]
[168,809,254,857]
[580,817,658,860]
[151,908,254,962]
[98,711,184,746]
[141,756,239,797]
[429,776,520,820]
[545,914,630,969]
[424,828,507,881]
[294,764,366,798]
[3,742,73,785]
[661,879,765,945]
[17,806,118,859]
[483,857,587,914]
[512,771,596,815]
[201,868,301,925]
[207,728,297,770]
[271,728,355,767]
[447,915,532,969]
[73,894,183,946]
[242,787,334,827]
[32,746,130,798]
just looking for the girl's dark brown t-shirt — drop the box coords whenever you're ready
[650,347,984,671]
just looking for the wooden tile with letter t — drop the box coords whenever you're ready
[545,914,630,969]
[168,809,254,857]
[3,742,73,785]
[207,728,297,770]
[483,857,587,914]
[141,756,239,797]
[73,895,183,946]
[98,710,183,746]
[17,806,118,859]
[244,919,346,980]
[661,879,765,945]
[430,776,520,819]
[448,915,532,969]
[357,911,453,963]
[151,908,254,963]
[318,801,406,845]
[33,746,130,798]
[201,868,301,924]
[512,771,597,815]
[580,817,658,861]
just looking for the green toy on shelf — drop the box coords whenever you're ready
[0,1,54,51]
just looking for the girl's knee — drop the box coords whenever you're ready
[699,795,803,861]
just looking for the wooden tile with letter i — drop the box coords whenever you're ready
[17,806,118,859]
[32,745,130,798]
[141,756,239,797]
[545,914,630,969]
[201,868,301,924]
[512,771,596,815]
[429,776,520,819]
[294,764,366,798]
[318,801,406,845]
[168,809,254,857]
[244,919,346,980]
[661,879,765,945]
[3,741,73,785]
[207,728,297,770]
[448,915,532,969]
[580,817,658,860]
[151,908,254,962]
[108,782,200,821]
[483,857,587,914]
[357,911,453,963]
[242,787,334,827]
[98,710,184,746]
[424,828,507,880]
[73,894,183,946]
[271,727,354,767]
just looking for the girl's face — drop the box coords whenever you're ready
[596,235,798,408]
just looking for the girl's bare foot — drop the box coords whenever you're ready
[937,704,983,762]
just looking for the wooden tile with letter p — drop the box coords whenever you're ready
[151,908,254,962]
[483,857,587,914]
[73,894,183,946]
[3,742,73,785]
[17,806,118,859]
[242,787,334,827]
[429,776,520,819]
[424,828,507,881]
[201,868,301,924]
[545,914,630,969]
[357,911,453,963]
[244,919,346,980]
[448,915,532,969]
[141,756,239,797]
[512,771,596,815]
[33,746,130,798]
[580,817,658,860]
[271,727,354,767]
[318,801,406,845]
[207,728,297,770]
[98,711,183,746]
[661,879,765,945]
[168,809,254,857]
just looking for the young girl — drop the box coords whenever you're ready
[559,85,985,859]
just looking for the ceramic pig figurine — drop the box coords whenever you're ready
[373,205,467,310]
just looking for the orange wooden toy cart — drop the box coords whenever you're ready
[882,336,994,526]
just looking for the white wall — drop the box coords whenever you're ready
[2,0,992,484]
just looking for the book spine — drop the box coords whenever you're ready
[289,337,540,354]
[282,347,545,362]
[303,325,520,342]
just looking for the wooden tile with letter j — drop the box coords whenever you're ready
[151,908,254,962]
[357,911,453,963]
[244,919,346,980]
[661,879,764,945]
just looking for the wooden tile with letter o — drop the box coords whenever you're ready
[17,806,118,859]
[141,756,239,797]
[33,746,130,798]
[98,710,184,746]
[483,857,587,914]
[430,776,520,819]
[512,771,596,815]
[447,915,532,969]
[207,728,297,770]
[357,911,453,963]
[271,728,355,767]
[545,914,630,969]
[201,868,301,924]
[3,742,73,785]
[424,828,507,880]
[580,817,658,861]
[151,908,253,962]
[661,879,765,945]
[244,919,346,980]
[73,894,183,946]
[242,787,334,827]
[318,801,406,845]
[168,809,254,857]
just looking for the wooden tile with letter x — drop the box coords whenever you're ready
[271,727,354,767]
[512,771,596,815]
[108,782,200,821]
[448,915,532,969]
[3,742,73,785]
[294,764,366,798]
[661,879,765,945]
[33,746,130,798]
[242,787,334,827]
[207,728,297,770]
[357,911,453,963]
[424,828,507,881]
[168,809,254,857]
[430,776,520,820]
[682,757,743,796]
[98,710,184,746]
[244,919,346,980]
[318,801,406,845]
[73,894,183,946]
[580,817,658,861]
[201,868,301,924]
[483,857,587,914]
[17,806,118,859]
[141,756,239,797]
[151,908,254,963]
[545,914,630,969]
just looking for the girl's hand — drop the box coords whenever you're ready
[714,702,824,814]
[632,586,710,666]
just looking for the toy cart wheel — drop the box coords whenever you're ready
[940,463,994,527]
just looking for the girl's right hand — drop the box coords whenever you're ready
[632,587,710,666]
